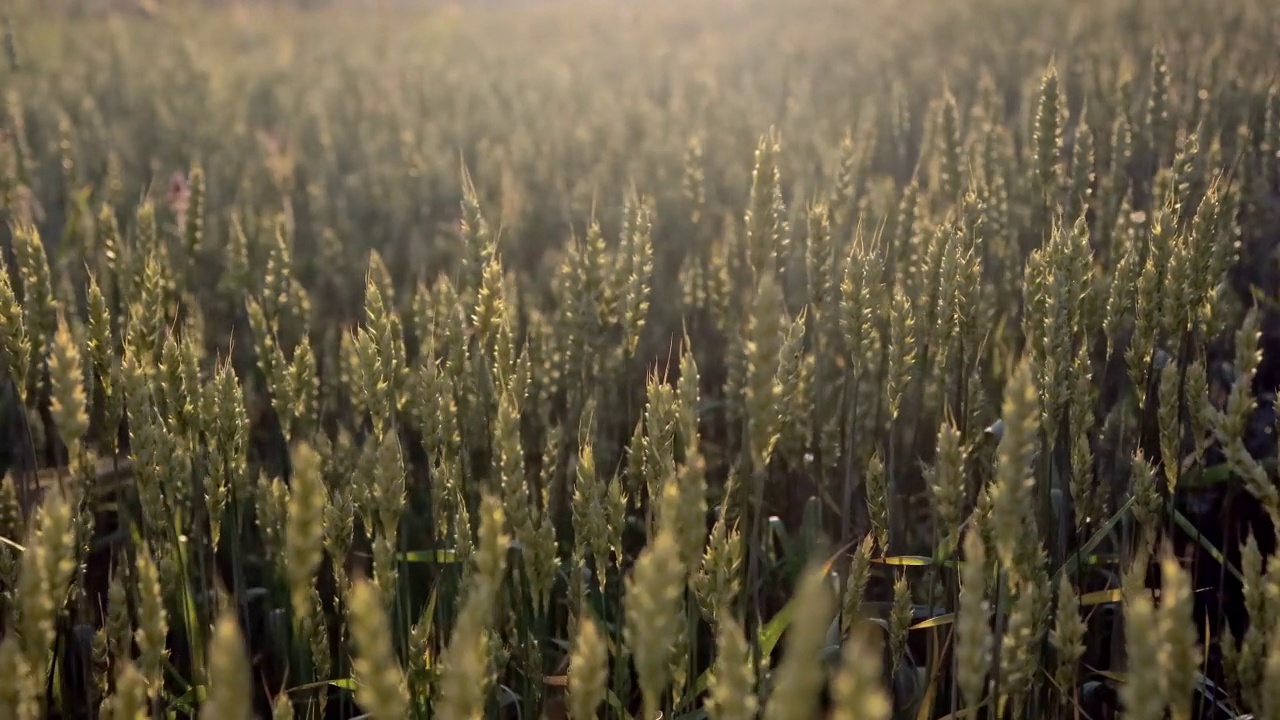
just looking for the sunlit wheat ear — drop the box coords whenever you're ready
[571,219,612,364]
[667,579,693,703]
[676,331,701,445]
[572,437,610,592]
[933,85,963,200]
[915,222,953,368]
[956,529,991,711]
[435,494,508,719]
[999,579,1041,712]
[1049,574,1084,701]
[1212,308,1280,521]
[208,359,248,543]
[85,270,117,406]
[804,202,836,324]
[526,502,558,618]
[287,338,319,440]
[1238,532,1267,709]
[1183,358,1209,464]
[672,452,709,579]
[0,636,38,720]
[105,557,130,663]
[1157,358,1182,491]
[887,178,919,296]
[370,430,406,608]
[1121,554,1164,720]
[830,622,891,720]
[106,660,149,720]
[683,135,706,227]
[693,504,743,622]
[1262,85,1280,192]
[1161,215,1200,352]
[1157,547,1197,720]
[745,269,785,474]
[744,127,788,278]
[1039,216,1092,439]
[0,475,18,572]
[865,452,888,550]
[835,107,877,230]
[840,534,873,633]
[887,572,911,680]
[1129,450,1161,553]
[307,586,331,690]
[1145,45,1171,163]
[926,420,964,549]
[472,252,505,354]
[493,387,532,546]
[1067,346,1098,531]
[0,253,31,405]
[990,358,1040,581]
[346,576,410,720]
[617,194,653,357]
[706,617,757,720]
[625,529,684,720]
[202,610,254,720]
[133,540,168,699]
[271,693,294,720]
[458,160,495,303]
[567,611,608,720]
[1068,102,1095,221]
[644,378,679,488]
[884,283,915,421]
[1032,60,1065,229]
[285,441,326,627]
[48,309,88,458]
[91,626,109,702]
[323,482,354,606]
[16,484,76,696]
[1103,199,1139,356]
[177,161,203,245]
[840,229,882,375]
[1021,247,1050,390]
[257,473,289,576]
[1265,614,1280,720]
[764,563,836,720]
[12,222,54,364]
[932,223,965,373]
[1221,620,1243,700]
[406,601,433,703]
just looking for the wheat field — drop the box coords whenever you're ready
[0,0,1279,718]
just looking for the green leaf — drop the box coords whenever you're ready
[1053,494,1134,583]
[605,687,636,720]
[329,678,359,691]
[685,589,802,703]
[910,613,954,631]
[397,548,462,563]
[876,555,943,567]
[1170,507,1244,582]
